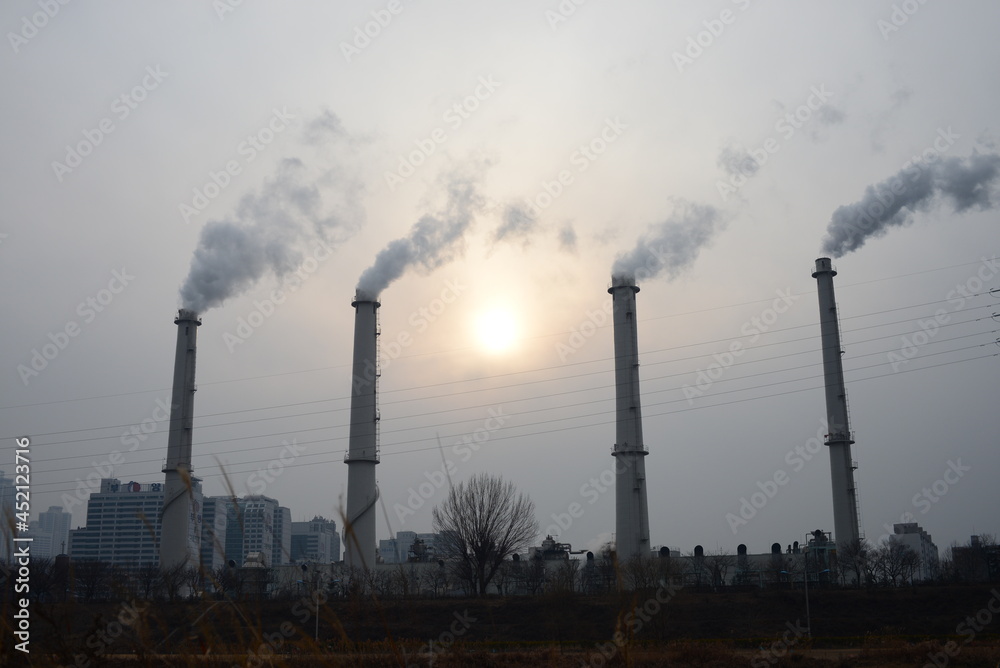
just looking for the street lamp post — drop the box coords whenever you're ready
[802,538,831,639]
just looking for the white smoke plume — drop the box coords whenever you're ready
[611,200,722,282]
[821,151,1000,258]
[558,222,578,253]
[493,203,537,244]
[356,164,487,300]
[180,116,362,312]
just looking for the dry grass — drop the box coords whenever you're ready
[6,587,1000,667]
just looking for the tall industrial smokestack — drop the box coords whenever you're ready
[812,258,861,548]
[160,309,203,570]
[344,293,380,569]
[608,276,650,560]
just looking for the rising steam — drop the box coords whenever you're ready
[180,115,361,313]
[356,165,487,300]
[821,151,1000,258]
[611,200,722,282]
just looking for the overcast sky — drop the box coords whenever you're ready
[2,1,997,558]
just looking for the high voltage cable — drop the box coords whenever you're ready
[13,302,994,446]
[26,349,996,496]
[2,257,994,413]
[11,303,995,447]
[31,330,992,477]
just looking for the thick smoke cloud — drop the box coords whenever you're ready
[180,115,362,312]
[558,223,577,253]
[493,203,537,244]
[821,151,1000,258]
[717,144,760,179]
[356,165,486,299]
[611,200,722,282]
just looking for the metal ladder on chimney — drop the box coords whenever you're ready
[374,306,382,460]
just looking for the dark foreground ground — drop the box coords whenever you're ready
[3,584,1000,666]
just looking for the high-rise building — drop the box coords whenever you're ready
[892,523,939,581]
[274,505,291,567]
[24,505,73,559]
[68,479,201,567]
[291,516,340,563]
[26,521,53,558]
[200,496,231,572]
[223,495,291,567]
[39,505,72,556]
[378,531,439,564]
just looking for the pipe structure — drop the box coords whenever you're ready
[608,276,650,561]
[344,294,381,569]
[812,258,861,548]
[160,309,202,570]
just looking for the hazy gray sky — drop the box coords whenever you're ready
[2,1,997,557]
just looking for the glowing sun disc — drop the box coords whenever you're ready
[476,309,518,352]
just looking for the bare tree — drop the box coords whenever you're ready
[836,538,871,587]
[872,539,919,587]
[74,560,110,602]
[900,545,922,584]
[160,562,188,602]
[493,560,514,595]
[29,558,55,602]
[622,555,660,591]
[522,556,547,595]
[551,558,581,593]
[432,473,538,596]
[136,563,162,600]
[705,549,736,590]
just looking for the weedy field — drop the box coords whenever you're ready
[4,585,1000,666]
